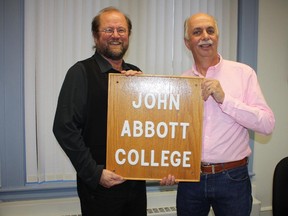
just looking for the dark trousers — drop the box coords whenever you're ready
[77,178,147,216]
[177,165,252,216]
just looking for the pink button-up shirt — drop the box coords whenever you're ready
[182,55,275,163]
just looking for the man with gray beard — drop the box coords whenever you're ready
[53,7,152,216]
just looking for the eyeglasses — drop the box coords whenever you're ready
[100,27,127,36]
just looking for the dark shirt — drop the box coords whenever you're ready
[53,51,141,189]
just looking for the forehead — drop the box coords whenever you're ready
[99,11,128,27]
[189,14,216,30]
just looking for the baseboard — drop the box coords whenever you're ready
[0,197,81,216]
[0,190,262,216]
[260,206,272,216]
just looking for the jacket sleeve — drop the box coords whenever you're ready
[53,62,103,190]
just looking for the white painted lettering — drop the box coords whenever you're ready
[132,93,142,108]
[144,93,156,109]
[115,149,192,168]
[170,151,181,167]
[121,120,189,139]
[140,149,149,166]
[115,149,126,165]
[131,93,180,110]
[145,121,155,138]
[120,120,131,137]
[158,94,168,110]
[182,151,191,167]
[127,149,139,165]
[157,122,168,138]
[161,150,170,167]
[169,94,180,110]
[133,120,143,137]
[150,150,159,166]
[180,122,190,139]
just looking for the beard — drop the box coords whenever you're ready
[96,40,129,60]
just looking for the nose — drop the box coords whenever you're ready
[202,30,209,40]
[112,29,121,37]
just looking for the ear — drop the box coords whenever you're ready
[93,33,98,45]
[184,38,191,50]
[94,37,98,44]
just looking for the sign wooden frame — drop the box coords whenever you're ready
[106,74,203,181]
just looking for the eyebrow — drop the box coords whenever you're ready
[193,26,215,30]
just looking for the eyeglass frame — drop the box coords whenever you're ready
[99,27,128,36]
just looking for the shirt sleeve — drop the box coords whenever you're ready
[53,62,103,190]
[220,69,275,135]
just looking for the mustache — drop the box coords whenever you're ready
[198,39,213,46]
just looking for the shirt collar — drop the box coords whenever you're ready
[93,50,131,73]
[192,54,223,76]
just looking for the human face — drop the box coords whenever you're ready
[184,13,218,62]
[94,11,129,60]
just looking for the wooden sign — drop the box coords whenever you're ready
[106,74,203,181]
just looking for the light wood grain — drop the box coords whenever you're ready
[106,74,203,182]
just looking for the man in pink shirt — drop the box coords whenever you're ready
[176,13,275,216]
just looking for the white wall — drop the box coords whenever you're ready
[252,0,288,215]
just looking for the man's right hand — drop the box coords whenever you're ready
[99,169,125,188]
